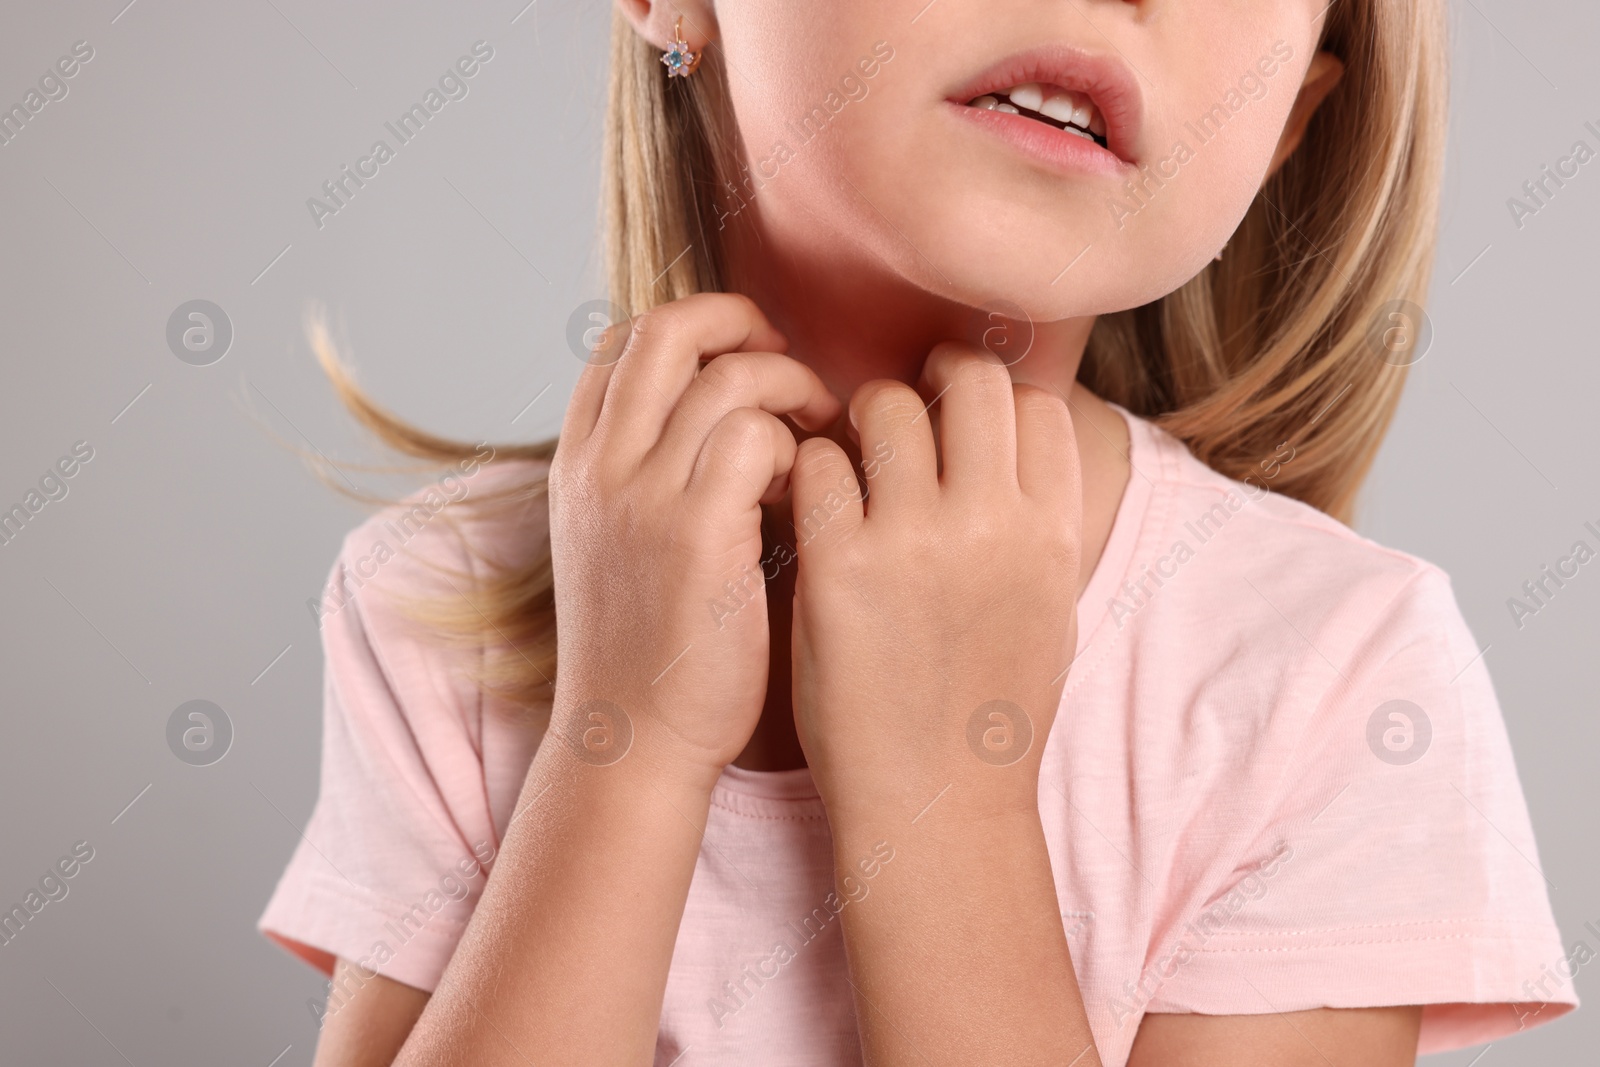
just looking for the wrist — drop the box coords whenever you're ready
[801,691,1053,825]
[829,799,1050,898]
[823,778,1043,859]
[508,722,720,860]
[545,690,727,798]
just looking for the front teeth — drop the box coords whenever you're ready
[971,81,1105,141]
[1036,92,1076,125]
[1009,83,1045,113]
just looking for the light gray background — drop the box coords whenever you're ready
[0,1,1593,1064]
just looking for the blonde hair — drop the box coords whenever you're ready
[309,1,1449,713]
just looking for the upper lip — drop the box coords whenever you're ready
[947,45,1143,165]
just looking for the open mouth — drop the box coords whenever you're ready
[964,82,1108,150]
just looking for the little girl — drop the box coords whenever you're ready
[259,2,1576,1064]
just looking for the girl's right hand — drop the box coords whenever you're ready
[546,292,841,782]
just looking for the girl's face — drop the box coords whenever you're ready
[706,0,1332,320]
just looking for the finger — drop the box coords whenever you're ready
[915,341,1017,494]
[790,437,864,552]
[560,318,630,445]
[683,407,799,516]
[650,352,842,486]
[848,380,939,514]
[1014,383,1081,530]
[594,293,789,460]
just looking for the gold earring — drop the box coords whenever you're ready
[661,16,702,78]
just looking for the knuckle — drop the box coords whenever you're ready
[722,291,762,319]
[957,508,1005,546]
[551,438,635,501]
[792,438,845,482]
[700,352,761,399]
[1012,381,1056,405]
[721,404,767,436]
[1015,383,1069,418]
[711,406,770,453]
[627,305,686,348]
[859,379,922,418]
[933,339,1004,372]
[547,444,581,487]
[958,355,1011,392]
[687,291,760,329]
[546,458,592,513]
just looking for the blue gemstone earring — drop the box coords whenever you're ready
[661,16,702,78]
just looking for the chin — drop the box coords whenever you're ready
[816,141,1222,320]
[885,210,1210,323]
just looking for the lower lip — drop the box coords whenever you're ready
[946,101,1130,179]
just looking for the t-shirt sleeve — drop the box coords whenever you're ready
[1142,564,1578,1054]
[256,514,518,994]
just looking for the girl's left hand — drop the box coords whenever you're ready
[789,342,1083,824]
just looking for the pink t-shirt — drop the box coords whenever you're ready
[259,405,1577,1064]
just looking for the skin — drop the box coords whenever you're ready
[307,1,1425,1063]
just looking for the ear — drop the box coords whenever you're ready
[614,0,718,54]
[1265,50,1345,180]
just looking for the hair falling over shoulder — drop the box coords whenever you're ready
[305,0,1449,716]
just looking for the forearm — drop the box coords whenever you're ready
[830,800,1102,1067]
[394,726,718,1067]
[380,290,838,1065]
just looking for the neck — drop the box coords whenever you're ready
[719,217,1133,775]
[723,214,1099,419]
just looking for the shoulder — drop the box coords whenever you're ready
[1071,415,1573,1053]
[1148,414,1456,615]
[307,450,553,769]
[318,450,552,623]
[1114,414,1477,698]
[260,451,552,993]
[310,451,552,716]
